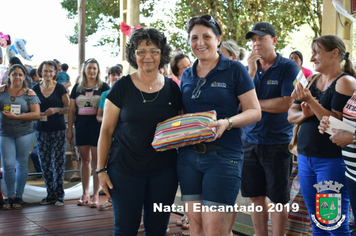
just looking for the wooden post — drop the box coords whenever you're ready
[78,0,85,74]
[120,0,140,74]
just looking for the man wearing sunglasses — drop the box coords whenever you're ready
[241,22,299,236]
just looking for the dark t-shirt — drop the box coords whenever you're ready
[106,75,183,176]
[181,54,255,153]
[70,82,110,124]
[33,83,67,132]
[243,53,299,145]
[297,73,351,158]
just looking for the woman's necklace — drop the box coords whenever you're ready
[136,71,160,103]
[8,87,24,101]
[136,71,160,91]
[41,81,55,96]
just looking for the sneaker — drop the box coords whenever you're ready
[40,197,56,205]
[55,198,65,206]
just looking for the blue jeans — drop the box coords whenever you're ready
[298,154,350,235]
[0,132,35,197]
[108,166,178,236]
[30,142,42,174]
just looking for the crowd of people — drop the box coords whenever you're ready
[0,14,356,236]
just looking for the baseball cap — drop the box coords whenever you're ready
[245,22,276,39]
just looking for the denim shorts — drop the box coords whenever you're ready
[177,147,243,206]
[241,141,292,204]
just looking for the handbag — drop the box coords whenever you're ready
[288,74,321,156]
[152,110,217,151]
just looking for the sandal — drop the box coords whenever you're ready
[70,175,81,182]
[174,233,189,236]
[176,217,185,226]
[176,215,188,226]
[2,198,14,210]
[90,201,99,208]
[181,219,190,230]
[13,197,23,210]
[77,195,90,206]
[98,198,112,211]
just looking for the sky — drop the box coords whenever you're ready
[0,0,121,81]
[0,0,317,79]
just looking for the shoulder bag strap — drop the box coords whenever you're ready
[306,73,321,89]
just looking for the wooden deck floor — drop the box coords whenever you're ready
[0,195,243,236]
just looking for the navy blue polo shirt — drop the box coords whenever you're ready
[180,54,255,153]
[242,53,299,145]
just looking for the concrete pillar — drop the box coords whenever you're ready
[120,0,140,74]
[322,0,352,59]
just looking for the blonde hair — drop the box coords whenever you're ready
[77,58,103,93]
[221,39,246,61]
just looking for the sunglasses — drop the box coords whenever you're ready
[187,15,222,35]
[191,78,206,99]
[187,15,215,27]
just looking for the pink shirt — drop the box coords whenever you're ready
[171,77,180,85]
[302,67,313,78]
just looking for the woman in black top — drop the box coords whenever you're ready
[97,28,182,235]
[288,35,356,234]
[33,60,69,206]
[67,58,110,208]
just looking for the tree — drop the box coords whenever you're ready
[166,0,322,51]
[61,0,322,52]
[60,0,120,45]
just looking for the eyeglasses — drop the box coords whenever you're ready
[191,78,206,99]
[135,49,161,56]
[187,15,215,27]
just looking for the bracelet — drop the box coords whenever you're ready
[225,117,233,130]
[95,168,107,174]
[353,132,356,145]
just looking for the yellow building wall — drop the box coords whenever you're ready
[322,0,353,59]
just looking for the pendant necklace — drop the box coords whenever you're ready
[9,87,24,102]
[137,71,160,103]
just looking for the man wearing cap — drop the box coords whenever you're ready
[241,22,299,235]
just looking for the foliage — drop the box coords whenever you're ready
[166,0,322,52]
[60,0,120,44]
[61,0,322,53]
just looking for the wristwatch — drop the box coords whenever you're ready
[95,168,107,174]
[225,117,233,130]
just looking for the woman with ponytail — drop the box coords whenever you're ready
[318,43,356,229]
[288,35,356,234]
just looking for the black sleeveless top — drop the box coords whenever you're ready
[297,73,351,158]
